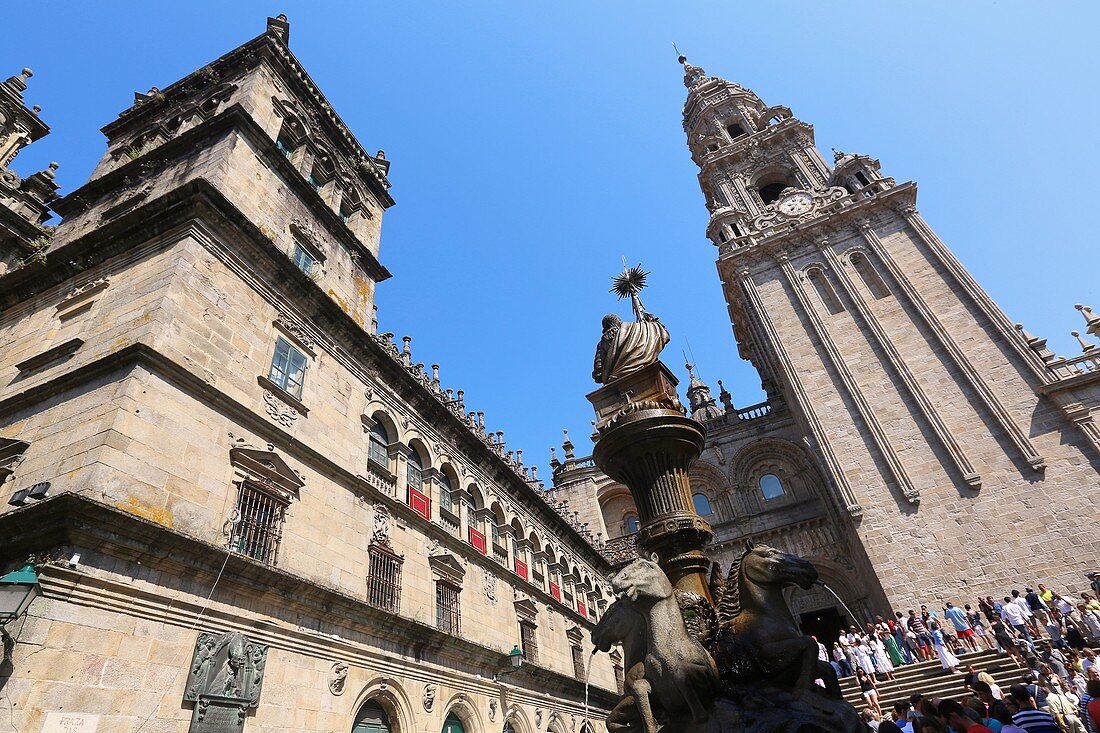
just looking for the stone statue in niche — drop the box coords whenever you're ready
[184,630,268,733]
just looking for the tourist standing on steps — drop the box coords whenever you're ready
[946,602,981,653]
[858,667,882,716]
[1087,573,1100,602]
[870,628,897,681]
[967,604,993,651]
[931,619,960,672]
[833,641,853,677]
[896,612,917,664]
[910,609,934,662]
[1002,597,1037,653]
[1025,587,1052,629]
[990,618,1027,668]
[1011,591,1041,638]
[855,636,878,676]
[938,699,995,733]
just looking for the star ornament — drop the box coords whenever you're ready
[611,265,650,299]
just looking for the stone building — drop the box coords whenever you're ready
[0,17,616,733]
[550,59,1100,642]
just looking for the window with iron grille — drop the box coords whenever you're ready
[435,581,461,635]
[571,645,586,680]
[268,336,307,399]
[230,481,287,565]
[367,544,402,613]
[519,620,538,664]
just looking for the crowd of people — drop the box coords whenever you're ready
[830,574,1100,732]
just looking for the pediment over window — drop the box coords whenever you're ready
[565,625,585,645]
[229,446,304,501]
[514,597,539,623]
[0,438,29,484]
[428,552,465,586]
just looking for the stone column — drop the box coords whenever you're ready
[588,361,712,598]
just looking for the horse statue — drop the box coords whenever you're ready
[595,557,720,733]
[711,541,841,699]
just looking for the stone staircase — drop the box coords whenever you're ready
[839,649,1025,713]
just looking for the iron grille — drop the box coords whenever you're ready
[571,645,586,680]
[230,481,287,566]
[367,544,403,613]
[436,582,461,635]
[520,621,539,664]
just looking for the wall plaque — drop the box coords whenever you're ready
[184,631,268,733]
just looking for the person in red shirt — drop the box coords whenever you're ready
[938,699,995,733]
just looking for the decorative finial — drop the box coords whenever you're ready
[1073,331,1096,352]
[673,42,686,65]
[832,148,845,162]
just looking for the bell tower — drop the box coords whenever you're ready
[681,56,1100,604]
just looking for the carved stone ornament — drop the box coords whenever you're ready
[263,390,298,427]
[546,604,556,631]
[488,698,498,721]
[289,217,327,256]
[275,313,316,350]
[422,683,437,713]
[535,708,544,727]
[483,567,498,604]
[328,661,348,696]
[371,502,391,546]
[184,631,268,733]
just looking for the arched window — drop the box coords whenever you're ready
[368,422,390,469]
[439,471,454,514]
[692,493,713,516]
[624,515,640,535]
[406,449,424,493]
[849,252,890,299]
[759,473,785,500]
[442,713,464,733]
[758,182,787,204]
[352,701,391,733]
[806,268,844,315]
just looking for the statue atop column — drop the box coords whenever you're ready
[592,265,670,385]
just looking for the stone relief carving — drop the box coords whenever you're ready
[328,661,348,696]
[371,502,391,547]
[535,708,544,727]
[483,567,497,604]
[422,683,436,712]
[262,390,298,427]
[488,698,497,721]
[546,604,556,631]
[275,313,316,349]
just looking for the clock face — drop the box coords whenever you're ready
[777,192,813,216]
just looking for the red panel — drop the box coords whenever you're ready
[549,582,561,602]
[514,559,529,580]
[577,600,587,617]
[468,527,487,555]
[408,487,430,521]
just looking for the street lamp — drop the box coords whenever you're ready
[493,645,524,682]
[0,563,38,624]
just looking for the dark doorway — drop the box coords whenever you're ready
[799,606,847,648]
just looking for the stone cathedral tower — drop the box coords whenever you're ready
[680,56,1100,606]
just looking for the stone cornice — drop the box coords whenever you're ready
[0,340,608,611]
[52,103,390,280]
[98,26,392,200]
[0,493,618,708]
[4,181,607,572]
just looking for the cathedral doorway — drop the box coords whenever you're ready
[798,606,847,648]
[441,713,465,733]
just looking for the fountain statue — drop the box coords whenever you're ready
[587,266,861,733]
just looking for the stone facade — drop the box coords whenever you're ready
[0,17,614,733]
[550,59,1100,638]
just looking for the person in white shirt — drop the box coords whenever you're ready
[1003,595,1037,651]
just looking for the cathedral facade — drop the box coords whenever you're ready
[0,17,616,733]
[549,59,1100,641]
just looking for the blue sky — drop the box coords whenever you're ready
[8,2,1098,475]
